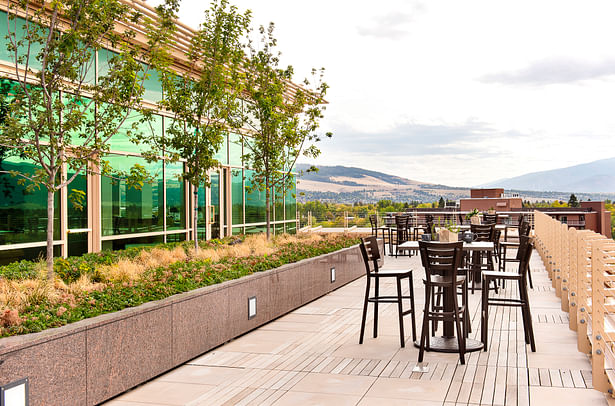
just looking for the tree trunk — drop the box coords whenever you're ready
[46,189,55,280]
[265,185,271,240]
[194,184,199,252]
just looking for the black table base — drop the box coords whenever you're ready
[414,337,484,353]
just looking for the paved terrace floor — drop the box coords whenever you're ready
[105,248,612,406]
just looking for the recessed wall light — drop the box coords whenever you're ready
[248,296,257,319]
[330,267,336,283]
[1,378,28,406]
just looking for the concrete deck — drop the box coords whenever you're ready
[104,249,610,406]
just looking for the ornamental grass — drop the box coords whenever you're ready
[0,233,362,337]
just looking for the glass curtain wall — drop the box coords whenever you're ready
[0,11,299,261]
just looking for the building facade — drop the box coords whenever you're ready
[0,4,298,264]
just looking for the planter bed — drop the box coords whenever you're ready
[0,240,372,405]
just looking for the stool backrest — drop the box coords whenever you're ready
[395,215,408,229]
[483,213,498,225]
[369,214,378,232]
[519,221,531,237]
[470,223,494,242]
[360,236,381,274]
[517,213,526,226]
[516,235,534,278]
[418,241,463,286]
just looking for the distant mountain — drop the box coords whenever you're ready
[480,157,615,194]
[295,164,469,203]
[296,163,615,204]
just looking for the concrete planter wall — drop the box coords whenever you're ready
[0,243,367,405]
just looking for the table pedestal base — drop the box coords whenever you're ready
[414,337,483,353]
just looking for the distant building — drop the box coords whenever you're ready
[459,189,611,238]
[460,188,523,212]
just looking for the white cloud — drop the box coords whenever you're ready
[152,0,615,186]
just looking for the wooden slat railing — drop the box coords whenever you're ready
[534,210,615,396]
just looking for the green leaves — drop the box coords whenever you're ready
[241,24,330,238]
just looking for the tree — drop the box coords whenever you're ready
[0,0,178,279]
[241,23,330,239]
[438,197,445,208]
[568,193,580,208]
[152,0,250,250]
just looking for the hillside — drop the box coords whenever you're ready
[296,164,469,203]
[296,164,615,203]
[480,157,615,193]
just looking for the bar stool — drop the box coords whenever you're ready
[499,221,533,288]
[395,215,410,257]
[482,235,536,352]
[469,223,495,293]
[359,236,417,347]
[418,241,467,365]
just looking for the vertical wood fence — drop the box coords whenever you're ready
[534,210,615,395]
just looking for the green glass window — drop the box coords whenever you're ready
[64,94,95,147]
[196,185,206,240]
[102,235,163,251]
[245,225,266,234]
[274,223,284,235]
[285,222,297,235]
[0,12,44,71]
[67,170,88,230]
[142,65,162,102]
[214,133,228,165]
[108,111,161,153]
[231,169,243,226]
[244,170,265,224]
[101,155,163,236]
[285,182,297,221]
[163,116,181,155]
[166,232,186,244]
[232,226,243,235]
[0,156,60,245]
[97,48,119,80]
[0,245,61,266]
[210,173,221,238]
[165,161,185,231]
[228,133,242,166]
[275,188,284,222]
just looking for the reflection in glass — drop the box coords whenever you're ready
[165,161,185,231]
[228,133,242,166]
[244,170,265,224]
[101,155,163,236]
[0,156,60,245]
[214,134,228,165]
[67,170,88,257]
[210,173,220,238]
[102,235,164,251]
[285,182,297,221]
[231,169,243,226]
[275,188,284,222]
[108,111,161,153]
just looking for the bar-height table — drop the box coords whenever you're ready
[397,241,494,353]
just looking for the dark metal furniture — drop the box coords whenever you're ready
[359,236,417,347]
[499,221,533,288]
[469,224,496,293]
[481,235,536,352]
[417,241,470,364]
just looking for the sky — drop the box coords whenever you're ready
[152,0,615,187]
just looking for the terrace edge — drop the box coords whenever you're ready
[0,241,374,405]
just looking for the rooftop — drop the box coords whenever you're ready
[104,247,610,406]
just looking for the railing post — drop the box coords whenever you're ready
[577,231,600,354]
[591,239,614,394]
[554,220,562,297]
[560,223,569,310]
[569,227,578,331]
